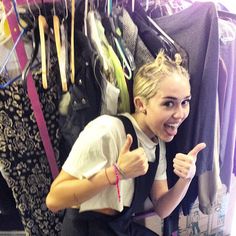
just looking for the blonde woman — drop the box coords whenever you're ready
[46,50,206,236]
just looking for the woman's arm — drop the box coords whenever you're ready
[150,143,206,219]
[46,167,116,212]
[46,134,149,213]
[150,178,191,219]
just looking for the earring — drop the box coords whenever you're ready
[141,110,147,115]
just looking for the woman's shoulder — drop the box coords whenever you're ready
[86,114,124,130]
[79,114,126,142]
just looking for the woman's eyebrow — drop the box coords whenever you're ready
[162,95,192,100]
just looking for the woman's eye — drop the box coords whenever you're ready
[182,99,191,106]
[163,101,174,108]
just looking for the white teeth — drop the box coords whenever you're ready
[167,124,178,129]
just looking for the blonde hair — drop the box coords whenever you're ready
[133,50,190,103]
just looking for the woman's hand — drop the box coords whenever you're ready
[173,143,206,179]
[116,134,149,179]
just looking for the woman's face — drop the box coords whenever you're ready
[141,74,191,142]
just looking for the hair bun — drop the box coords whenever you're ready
[174,53,182,66]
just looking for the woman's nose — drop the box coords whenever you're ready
[172,106,186,120]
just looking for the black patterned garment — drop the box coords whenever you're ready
[0,65,63,235]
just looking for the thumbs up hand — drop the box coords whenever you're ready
[116,134,149,179]
[173,143,206,179]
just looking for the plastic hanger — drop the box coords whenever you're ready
[147,15,175,44]
[145,0,149,12]
[53,0,68,92]
[111,13,134,79]
[103,2,133,79]
[107,0,112,17]
[114,37,132,79]
[132,0,135,12]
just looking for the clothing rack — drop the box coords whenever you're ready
[2,0,59,179]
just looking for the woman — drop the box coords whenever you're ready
[46,50,206,235]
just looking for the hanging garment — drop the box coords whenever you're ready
[143,2,219,235]
[0,61,63,235]
[60,115,159,236]
[0,173,24,231]
[87,10,130,113]
[125,1,189,70]
[117,8,154,72]
[218,16,236,188]
[59,30,102,153]
[117,7,154,113]
[154,1,219,176]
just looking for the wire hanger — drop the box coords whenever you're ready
[0,29,25,77]
[0,0,28,87]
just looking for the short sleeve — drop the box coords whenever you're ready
[62,115,125,179]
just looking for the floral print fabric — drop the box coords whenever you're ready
[0,67,63,235]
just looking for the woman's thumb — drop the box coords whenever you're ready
[120,134,133,155]
[188,143,206,157]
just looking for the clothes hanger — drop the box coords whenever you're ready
[147,15,175,44]
[38,0,50,89]
[103,2,133,79]
[113,37,132,79]
[70,0,75,84]
[84,0,89,36]
[107,0,112,17]
[0,28,25,77]
[12,0,28,29]
[110,13,133,79]
[0,2,12,45]
[132,0,135,12]
[53,0,68,92]
[0,62,40,89]
[0,0,28,85]
[145,0,149,12]
[21,0,40,89]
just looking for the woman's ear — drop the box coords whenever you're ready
[133,96,146,113]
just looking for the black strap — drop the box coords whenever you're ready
[115,115,138,151]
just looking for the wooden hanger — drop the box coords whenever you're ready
[0,2,11,45]
[38,14,48,89]
[53,1,68,92]
[70,0,75,84]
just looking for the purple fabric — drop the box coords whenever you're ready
[219,23,236,188]
[154,2,219,174]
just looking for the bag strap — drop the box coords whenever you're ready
[115,115,138,151]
